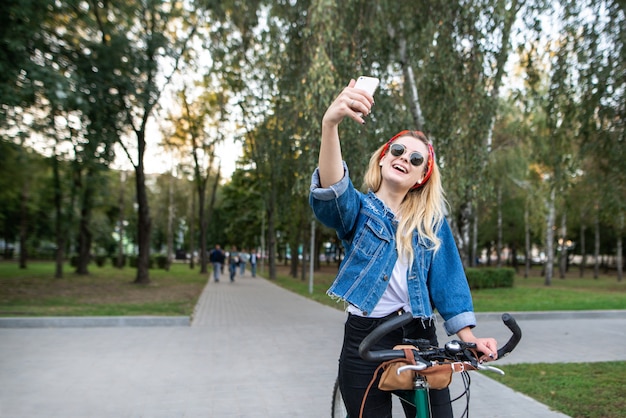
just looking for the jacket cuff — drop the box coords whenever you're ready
[443,311,476,336]
[309,162,350,201]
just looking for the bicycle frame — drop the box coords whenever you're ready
[331,375,433,418]
[395,380,430,418]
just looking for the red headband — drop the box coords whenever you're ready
[379,130,435,190]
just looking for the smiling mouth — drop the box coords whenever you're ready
[392,164,408,173]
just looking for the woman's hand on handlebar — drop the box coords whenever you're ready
[456,327,498,362]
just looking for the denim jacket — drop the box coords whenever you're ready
[309,162,476,335]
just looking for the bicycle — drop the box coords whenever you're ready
[331,312,522,418]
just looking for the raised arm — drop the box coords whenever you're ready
[318,79,374,187]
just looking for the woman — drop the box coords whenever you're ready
[309,79,498,418]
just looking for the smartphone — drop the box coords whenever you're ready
[354,76,380,96]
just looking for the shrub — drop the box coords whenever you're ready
[110,255,127,268]
[129,255,155,269]
[465,267,515,289]
[94,255,107,267]
[155,255,168,269]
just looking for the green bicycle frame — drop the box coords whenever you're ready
[395,377,431,418]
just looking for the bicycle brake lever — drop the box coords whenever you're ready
[477,364,505,375]
[463,349,480,368]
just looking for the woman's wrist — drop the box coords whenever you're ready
[456,327,476,343]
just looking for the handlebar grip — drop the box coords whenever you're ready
[359,311,413,362]
[496,313,522,359]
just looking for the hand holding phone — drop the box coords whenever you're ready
[354,76,379,96]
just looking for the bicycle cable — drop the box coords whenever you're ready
[449,370,471,417]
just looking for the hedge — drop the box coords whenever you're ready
[465,267,515,290]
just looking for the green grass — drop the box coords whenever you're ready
[273,265,626,312]
[0,261,208,316]
[491,362,626,418]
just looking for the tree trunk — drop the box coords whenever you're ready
[471,211,478,267]
[76,168,95,276]
[19,180,28,269]
[166,171,174,272]
[196,179,207,274]
[189,187,195,269]
[524,202,531,278]
[291,241,299,279]
[617,213,623,282]
[579,221,586,278]
[300,246,306,281]
[544,188,556,286]
[594,210,600,279]
[387,22,425,131]
[206,166,220,271]
[455,199,472,267]
[496,186,503,268]
[267,197,277,280]
[558,212,567,279]
[116,171,126,268]
[134,143,151,285]
[511,243,519,272]
[53,154,65,279]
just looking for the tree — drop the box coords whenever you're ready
[164,87,223,274]
[92,0,204,284]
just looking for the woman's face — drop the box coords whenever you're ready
[379,136,429,191]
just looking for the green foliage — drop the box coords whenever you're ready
[155,255,168,269]
[94,255,107,267]
[465,268,515,290]
[129,256,155,269]
[2,0,626,285]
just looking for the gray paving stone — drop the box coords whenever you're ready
[1,269,624,417]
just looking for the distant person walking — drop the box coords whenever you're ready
[249,250,258,277]
[228,246,240,282]
[239,251,249,275]
[209,245,225,282]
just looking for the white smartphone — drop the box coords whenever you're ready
[354,76,380,96]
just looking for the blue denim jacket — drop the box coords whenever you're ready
[309,163,476,335]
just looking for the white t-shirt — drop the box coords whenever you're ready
[347,256,413,318]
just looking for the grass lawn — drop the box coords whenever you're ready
[491,362,626,418]
[0,261,207,316]
[272,263,626,313]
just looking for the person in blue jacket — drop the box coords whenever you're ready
[309,79,499,418]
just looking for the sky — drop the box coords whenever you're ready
[111,116,242,181]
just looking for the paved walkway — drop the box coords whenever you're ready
[1,268,625,417]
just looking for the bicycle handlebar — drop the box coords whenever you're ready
[497,313,522,358]
[359,312,522,363]
[359,312,414,362]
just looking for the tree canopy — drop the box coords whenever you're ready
[1,0,624,283]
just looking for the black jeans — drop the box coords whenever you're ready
[338,313,454,418]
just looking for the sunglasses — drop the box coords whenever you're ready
[379,130,435,190]
[389,143,425,167]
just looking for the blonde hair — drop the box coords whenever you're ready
[363,132,446,265]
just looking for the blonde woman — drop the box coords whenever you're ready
[309,79,498,417]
